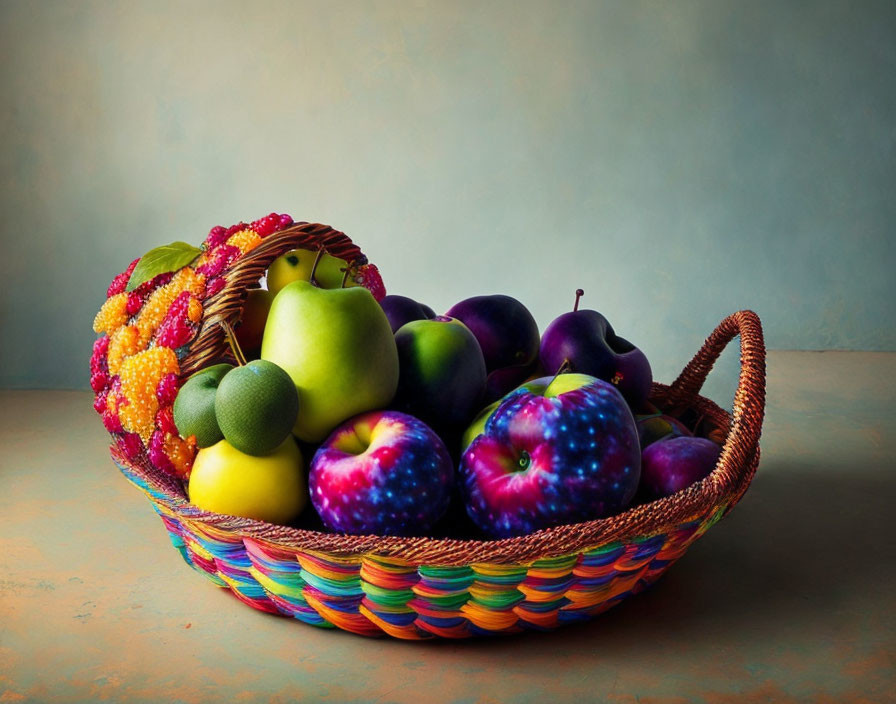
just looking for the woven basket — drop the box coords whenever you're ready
[106,222,766,639]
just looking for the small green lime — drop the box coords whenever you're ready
[173,363,233,447]
[215,360,299,456]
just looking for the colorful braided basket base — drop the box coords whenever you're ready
[97,221,766,640]
[117,453,733,639]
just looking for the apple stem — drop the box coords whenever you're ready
[556,358,573,376]
[573,289,584,312]
[309,248,326,287]
[219,320,248,367]
[340,265,351,288]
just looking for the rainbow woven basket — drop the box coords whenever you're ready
[93,219,766,639]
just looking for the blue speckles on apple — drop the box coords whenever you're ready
[458,376,642,538]
[309,410,454,536]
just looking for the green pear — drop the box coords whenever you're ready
[261,281,399,443]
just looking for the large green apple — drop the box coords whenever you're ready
[261,281,399,443]
[393,316,487,430]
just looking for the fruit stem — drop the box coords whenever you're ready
[219,320,248,367]
[556,358,573,376]
[340,265,351,288]
[573,289,584,312]
[309,248,326,287]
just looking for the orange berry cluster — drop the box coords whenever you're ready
[90,213,295,479]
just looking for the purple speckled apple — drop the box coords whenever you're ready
[379,294,436,334]
[540,290,653,407]
[446,294,541,402]
[309,410,454,536]
[459,373,641,538]
[639,436,721,500]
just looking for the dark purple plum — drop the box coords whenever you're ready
[540,289,653,407]
[635,412,693,449]
[483,364,536,404]
[639,436,721,500]
[379,294,436,334]
[445,294,540,401]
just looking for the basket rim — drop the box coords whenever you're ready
[104,222,767,566]
[113,380,756,566]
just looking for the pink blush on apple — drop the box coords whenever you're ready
[459,380,641,538]
[310,410,455,536]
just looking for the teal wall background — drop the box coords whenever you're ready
[1,0,894,400]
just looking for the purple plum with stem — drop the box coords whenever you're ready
[540,289,653,407]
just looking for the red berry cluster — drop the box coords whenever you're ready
[106,258,139,298]
[354,263,386,302]
[92,212,296,479]
[155,290,201,349]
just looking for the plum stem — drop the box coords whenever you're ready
[309,248,326,287]
[219,320,247,367]
[573,289,584,312]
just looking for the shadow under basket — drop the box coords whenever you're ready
[106,222,766,640]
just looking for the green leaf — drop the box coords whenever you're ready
[126,241,202,292]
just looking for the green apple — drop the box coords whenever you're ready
[188,436,306,525]
[261,281,399,443]
[266,248,355,295]
[214,360,299,456]
[172,363,233,447]
[393,316,487,430]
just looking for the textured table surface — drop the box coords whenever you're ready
[2,351,894,703]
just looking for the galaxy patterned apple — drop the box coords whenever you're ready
[459,372,641,538]
[309,410,454,536]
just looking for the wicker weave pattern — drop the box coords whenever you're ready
[102,222,766,638]
[117,456,728,639]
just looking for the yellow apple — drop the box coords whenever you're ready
[188,436,306,525]
[266,248,356,295]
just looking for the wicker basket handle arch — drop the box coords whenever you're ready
[181,222,368,377]
[665,310,766,503]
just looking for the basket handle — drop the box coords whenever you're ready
[180,222,365,377]
[667,310,766,502]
